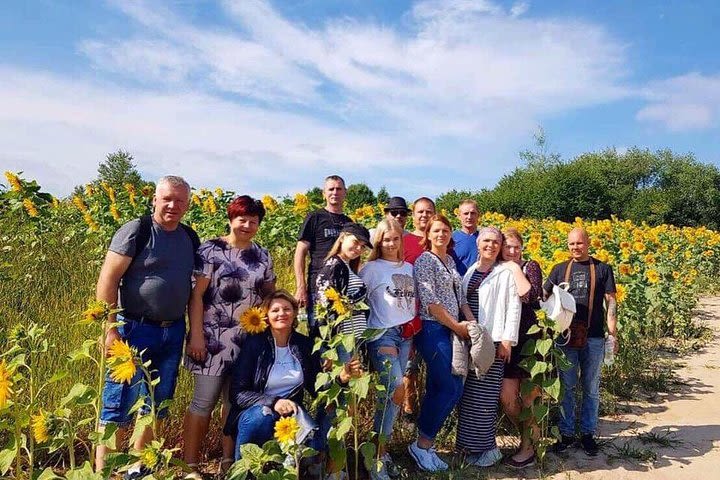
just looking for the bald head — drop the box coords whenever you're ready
[568,227,590,261]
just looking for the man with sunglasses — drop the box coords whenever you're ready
[450,199,480,276]
[369,196,411,245]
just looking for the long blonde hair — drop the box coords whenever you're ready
[325,231,361,272]
[368,218,404,264]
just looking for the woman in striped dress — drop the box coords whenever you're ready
[456,226,527,467]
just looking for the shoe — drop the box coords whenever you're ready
[466,447,502,467]
[123,465,152,480]
[580,434,599,456]
[381,453,400,479]
[368,460,391,480]
[408,440,448,472]
[551,434,576,453]
[502,453,535,469]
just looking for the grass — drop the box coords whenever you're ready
[637,429,684,448]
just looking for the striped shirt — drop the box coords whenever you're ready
[340,267,368,339]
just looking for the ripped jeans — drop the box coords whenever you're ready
[367,327,412,439]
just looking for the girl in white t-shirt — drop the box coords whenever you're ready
[360,218,416,480]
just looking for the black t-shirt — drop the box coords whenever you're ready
[298,209,352,287]
[544,258,616,338]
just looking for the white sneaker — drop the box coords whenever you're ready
[368,460,391,480]
[408,440,448,472]
[324,471,348,480]
[381,452,400,478]
[467,447,502,467]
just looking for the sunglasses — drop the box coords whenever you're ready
[388,210,408,217]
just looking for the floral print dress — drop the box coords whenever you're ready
[185,238,276,376]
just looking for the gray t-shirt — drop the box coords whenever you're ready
[109,218,195,321]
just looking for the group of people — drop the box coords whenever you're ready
[93,174,618,479]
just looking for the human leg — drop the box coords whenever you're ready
[558,346,580,437]
[234,405,280,460]
[183,374,225,466]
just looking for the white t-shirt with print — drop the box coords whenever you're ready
[359,259,416,329]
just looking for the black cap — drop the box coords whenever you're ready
[383,196,411,213]
[341,223,371,246]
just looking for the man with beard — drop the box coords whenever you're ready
[95,176,200,478]
[293,175,351,332]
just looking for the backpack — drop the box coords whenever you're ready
[132,215,201,265]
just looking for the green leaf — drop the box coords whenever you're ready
[359,441,378,473]
[341,334,355,354]
[37,467,64,479]
[48,370,69,383]
[61,383,97,407]
[129,415,153,444]
[529,360,548,378]
[520,339,536,356]
[334,416,353,440]
[65,461,104,480]
[351,375,371,400]
[526,324,542,335]
[542,376,561,401]
[536,338,553,357]
[533,403,549,423]
[0,443,17,475]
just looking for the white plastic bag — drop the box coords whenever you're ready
[540,282,576,333]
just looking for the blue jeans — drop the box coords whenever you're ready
[99,315,185,427]
[313,344,353,451]
[367,327,412,439]
[558,337,605,436]
[415,321,464,441]
[234,405,281,460]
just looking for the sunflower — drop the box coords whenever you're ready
[4,171,22,192]
[82,300,108,324]
[615,284,627,303]
[107,339,138,384]
[240,307,268,334]
[332,300,350,317]
[110,203,121,222]
[646,269,660,284]
[0,361,14,408]
[72,195,88,212]
[618,264,632,276]
[140,446,160,470]
[324,287,341,303]
[262,195,278,213]
[23,198,39,217]
[31,410,50,443]
[633,241,646,253]
[274,416,299,444]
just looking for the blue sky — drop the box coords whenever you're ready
[1,0,719,199]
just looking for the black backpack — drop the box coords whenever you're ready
[132,215,201,265]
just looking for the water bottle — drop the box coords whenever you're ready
[604,335,615,366]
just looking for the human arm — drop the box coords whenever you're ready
[415,255,470,339]
[503,261,531,298]
[293,240,310,306]
[605,292,619,353]
[229,338,279,411]
[187,276,210,362]
[96,251,132,353]
[499,273,523,360]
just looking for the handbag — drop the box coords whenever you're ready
[540,282,576,333]
[564,258,596,349]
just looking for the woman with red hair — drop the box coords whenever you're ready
[182,195,276,479]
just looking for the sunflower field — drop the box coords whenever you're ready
[1,170,719,478]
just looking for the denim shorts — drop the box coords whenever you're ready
[99,315,185,427]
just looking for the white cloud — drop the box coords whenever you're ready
[636,72,720,131]
[1,0,644,196]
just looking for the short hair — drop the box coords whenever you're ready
[368,218,405,263]
[413,197,436,211]
[227,195,266,223]
[458,199,478,210]
[324,175,346,188]
[421,214,454,251]
[262,289,299,328]
[156,175,191,198]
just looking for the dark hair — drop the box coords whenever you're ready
[413,197,436,210]
[421,214,455,251]
[324,175,346,188]
[227,195,266,223]
[262,289,300,329]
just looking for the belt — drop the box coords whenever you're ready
[121,314,184,328]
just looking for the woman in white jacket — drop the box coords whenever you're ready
[455,226,530,467]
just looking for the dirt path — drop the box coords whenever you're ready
[533,296,720,480]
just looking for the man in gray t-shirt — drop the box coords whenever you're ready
[95,175,198,476]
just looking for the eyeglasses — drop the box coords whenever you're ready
[388,210,408,217]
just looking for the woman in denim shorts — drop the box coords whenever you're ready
[360,218,416,480]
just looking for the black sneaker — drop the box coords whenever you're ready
[552,435,576,453]
[123,466,153,480]
[580,434,599,456]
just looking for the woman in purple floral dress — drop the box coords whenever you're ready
[182,196,275,477]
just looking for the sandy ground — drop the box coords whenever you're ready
[510,296,720,480]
